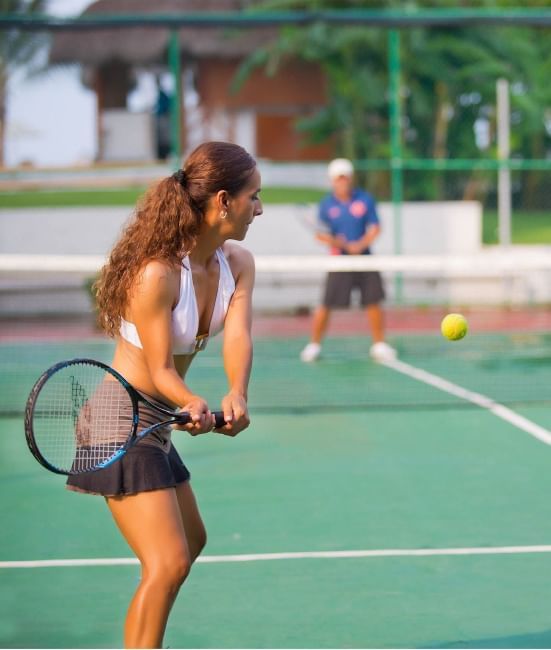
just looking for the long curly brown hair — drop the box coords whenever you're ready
[95,141,256,337]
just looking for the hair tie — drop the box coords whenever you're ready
[173,169,187,187]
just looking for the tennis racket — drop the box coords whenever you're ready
[24,358,225,476]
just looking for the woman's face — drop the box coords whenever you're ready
[226,167,263,241]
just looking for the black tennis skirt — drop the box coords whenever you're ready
[65,387,190,497]
[66,443,190,497]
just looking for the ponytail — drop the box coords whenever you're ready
[95,174,202,337]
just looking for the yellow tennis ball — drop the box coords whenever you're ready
[441,313,468,341]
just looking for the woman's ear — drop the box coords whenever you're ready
[215,189,230,212]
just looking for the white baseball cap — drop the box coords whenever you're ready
[328,158,354,179]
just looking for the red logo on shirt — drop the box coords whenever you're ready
[328,206,341,219]
[349,200,367,218]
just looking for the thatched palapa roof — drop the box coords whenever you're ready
[49,0,278,66]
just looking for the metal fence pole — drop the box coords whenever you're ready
[168,29,182,165]
[497,78,511,246]
[389,29,403,302]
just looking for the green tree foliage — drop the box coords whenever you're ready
[242,0,551,204]
[0,0,48,165]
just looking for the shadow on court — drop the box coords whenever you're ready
[434,628,551,648]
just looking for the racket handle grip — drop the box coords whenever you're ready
[179,410,226,428]
[213,411,226,428]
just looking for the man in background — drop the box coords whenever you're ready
[154,76,171,160]
[300,158,397,363]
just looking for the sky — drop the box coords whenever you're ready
[5,0,152,168]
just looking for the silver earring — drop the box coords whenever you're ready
[220,209,228,220]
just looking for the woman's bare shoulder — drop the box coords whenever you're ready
[222,242,254,274]
[131,258,180,297]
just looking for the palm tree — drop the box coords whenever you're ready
[0,0,48,166]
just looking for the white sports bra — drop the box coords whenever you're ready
[119,247,236,354]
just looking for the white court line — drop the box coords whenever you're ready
[381,357,551,446]
[3,546,551,569]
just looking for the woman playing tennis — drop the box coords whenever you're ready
[67,141,262,648]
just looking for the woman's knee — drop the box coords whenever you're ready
[143,551,191,591]
[197,525,207,555]
[189,524,207,562]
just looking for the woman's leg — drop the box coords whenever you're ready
[175,480,207,563]
[106,488,191,649]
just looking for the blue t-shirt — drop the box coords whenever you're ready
[318,189,380,255]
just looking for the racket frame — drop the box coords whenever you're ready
[24,358,205,475]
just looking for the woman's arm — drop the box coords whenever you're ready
[218,244,255,436]
[129,260,214,433]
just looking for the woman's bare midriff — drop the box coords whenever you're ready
[111,338,195,408]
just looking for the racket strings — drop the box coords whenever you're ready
[32,364,133,473]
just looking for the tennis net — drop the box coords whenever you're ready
[1,252,550,417]
[1,249,551,314]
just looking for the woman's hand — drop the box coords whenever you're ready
[214,391,250,437]
[176,395,215,436]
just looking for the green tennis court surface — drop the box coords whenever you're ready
[1,327,551,648]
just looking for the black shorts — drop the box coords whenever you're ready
[66,442,190,497]
[323,271,385,308]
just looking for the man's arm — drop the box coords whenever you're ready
[345,223,381,255]
[316,231,348,250]
[316,201,347,251]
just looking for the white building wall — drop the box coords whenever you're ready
[101,110,156,162]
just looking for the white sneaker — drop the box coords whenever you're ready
[369,341,397,362]
[300,342,321,362]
